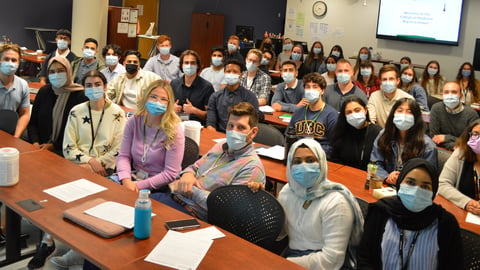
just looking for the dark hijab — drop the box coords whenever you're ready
[374,158,441,230]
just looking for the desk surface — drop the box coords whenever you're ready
[0,130,39,153]
[22,50,47,64]
[264,111,291,127]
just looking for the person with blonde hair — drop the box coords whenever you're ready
[116,80,185,192]
[240,48,271,106]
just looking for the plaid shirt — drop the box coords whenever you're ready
[240,69,272,100]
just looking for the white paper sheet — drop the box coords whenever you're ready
[184,226,225,240]
[43,179,107,203]
[259,105,275,113]
[84,201,135,229]
[466,212,480,225]
[256,145,285,160]
[145,230,213,270]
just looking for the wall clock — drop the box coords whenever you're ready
[312,1,327,17]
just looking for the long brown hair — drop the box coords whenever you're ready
[355,61,377,88]
[421,60,442,91]
[456,119,480,163]
[455,62,479,101]
[378,98,425,163]
[306,41,325,68]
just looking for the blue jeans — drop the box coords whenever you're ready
[149,191,192,216]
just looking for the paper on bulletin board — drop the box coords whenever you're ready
[286,19,295,33]
[129,9,138,23]
[287,7,296,19]
[295,25,304,37]
[117,23,128,34]
[332,26,345,38]
[128,24,137,37]
[296,12,305,26]
[120,8,130,22]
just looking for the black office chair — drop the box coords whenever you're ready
[182,136,199,169]
[461,228,480,269]
[355,197,369,218]
[254,123,284,146]
[0,109,18,135]
[437,147,452,173]
[207,185,285,252]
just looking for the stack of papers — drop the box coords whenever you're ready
[259,106,275,113]
[466,212,480,225]
[256,145,285,160]
[279,114,292,123]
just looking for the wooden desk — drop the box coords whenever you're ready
[264,111,291,127]
[21,50,48,64]
[28,82,43,103]
[0,140,301,269]
[0,130,39,154]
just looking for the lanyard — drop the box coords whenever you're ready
[87,102,106,154]
[474,168,479,201]
[399,230,420,270]
[142,121,161,164]
[303,104,324,135]
[200,152,231,177]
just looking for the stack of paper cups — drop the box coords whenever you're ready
[183,121,202,146]
[0,147,19,186]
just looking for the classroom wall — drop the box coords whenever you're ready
[284,0,480,80]
[157,0,287,54]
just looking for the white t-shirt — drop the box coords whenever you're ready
[121,76,139,109]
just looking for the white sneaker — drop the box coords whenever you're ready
[49,249,84,267]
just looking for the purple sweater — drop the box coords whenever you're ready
[117,115,185,190]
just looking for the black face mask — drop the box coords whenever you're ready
[125,64,138,74]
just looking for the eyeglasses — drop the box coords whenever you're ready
[148,95,169,103]
[469,132,480,140]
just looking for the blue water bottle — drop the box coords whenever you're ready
[134,189,152,239]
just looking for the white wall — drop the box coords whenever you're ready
[284,0,480,80]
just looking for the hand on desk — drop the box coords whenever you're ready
[466,200,480,215]
[88,158,107,176]
[385,171,400,185]
[38,143,54,151]
[122,178,139,193]
[432,134,445,145]
[271,103,282,112]
[169,172,200,198]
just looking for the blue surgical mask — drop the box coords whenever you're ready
[326,63,336,72]
[83,48,95,60]
[313,48,322,55]
[400,63,409,71]
[226,129,249,150]
[427,68,438,76]
[260,57,269,66]
[462,69,471,78]
[105,55,118,66]
[57,39,69,50]
[382,81,396,93]
[346,112,366,129]
[0,61,18,76]
[401,74,413,84]
[291,163,321,188]
[246,61,257,72]
[359,53,369,61]
[336,73,351,84]
[224,73,240,85]
[443,94,460,109]
[305,89,320,103]
[227,43,237,52]
[84,86,104,101]
[211,57,223,67]
[398,184,433,212]
[48,72,67,88]
[183,64,197,76]
[145,100,167,116]
[360,68,372,77]
[331,51,340,57]
[159,47,170,56]
[283,43,293,51]
[393,113,415,131]
[291,53,302,61]
[282,72,295,84]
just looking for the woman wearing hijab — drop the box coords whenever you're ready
[278,138,364,270]
[28,56,88,156]
[357,158,463,270]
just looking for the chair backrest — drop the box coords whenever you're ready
[0,109,18,135]
[182,136,199,170]
[461,228,480,269]
[254,123,284,146]
[437,147,452,173]
[355,197,369,218]
[207,185,285,252]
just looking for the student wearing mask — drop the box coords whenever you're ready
[240,49,271,106]
[116,80,185,192]
[353,47,371,76]
[328,44,344,60]
[223,35,245,65]
[358,158,463,269]
[420,60,446,99]
[331,97,381,170]
[200,46,226,92]
[304,41,327,74]
[354,61,380,98]
[106,50,160,110]
[206,59,259,132]
[39,29,76,84]
[367,64,414,128]
[71,38,105,84]
[399,65,429,111]
[275,38,294,70]
[171,50,214,124]
[323,58,368,111]
[100,44,125,83]
[370,98,437,185]
[271,60,306,112]
[287,72,338,158]
[143,35,181,82]
[291,44,310,80]
[455,62,480,105]
[0,43,30,138]
[279,138,364,270]
[258,49,276,74]
[399,56,412,72]
[321,55,338,86]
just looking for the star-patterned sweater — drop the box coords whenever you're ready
[63,100,126,170]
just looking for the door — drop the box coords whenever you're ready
[124,0,158,59]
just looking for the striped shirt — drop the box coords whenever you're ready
[175,142,265,220]
[381,218,439,270]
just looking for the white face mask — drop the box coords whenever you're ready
[226,129,251,150]
[246,61,257,72]
[105,55,119,66]
[393,113,415,130]
[346,112,366,129]
[159,47,170,56]
[83,48,95,59]
[305,89,320,103]
[443,94,460,109]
